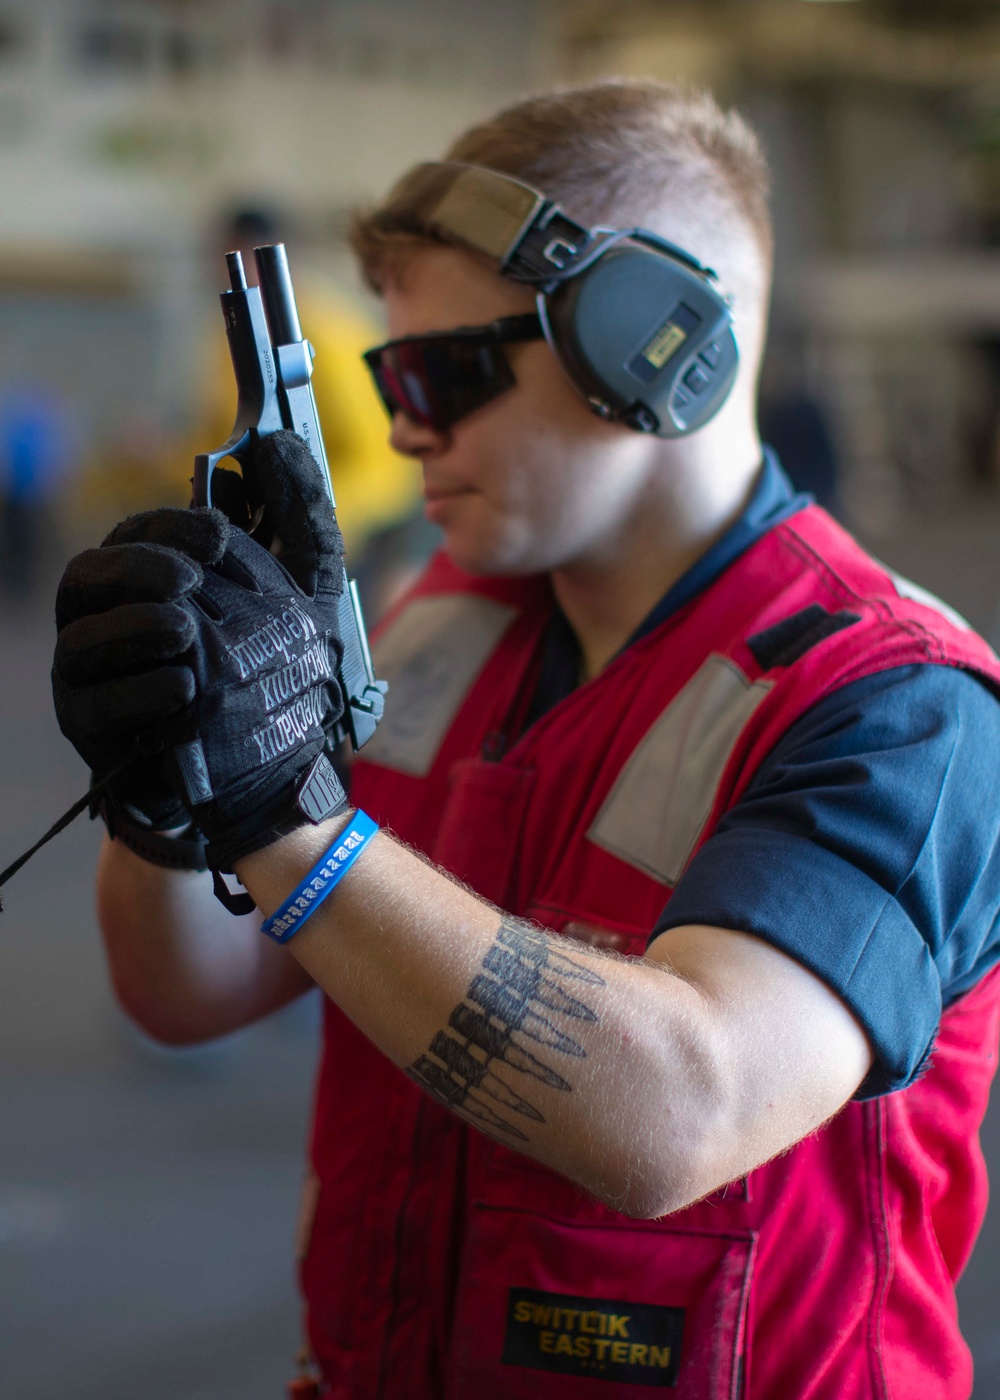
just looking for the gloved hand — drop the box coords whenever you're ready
[53,509,222,836]
[53,432,348,871]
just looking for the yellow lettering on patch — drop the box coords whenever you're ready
[508,1292,678,1378]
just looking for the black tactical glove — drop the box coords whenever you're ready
[53,509,223,863]
[53,432,348,874]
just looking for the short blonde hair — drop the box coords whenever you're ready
[351,79,772,295]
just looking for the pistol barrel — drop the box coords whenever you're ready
[226,250,248,291]
[254,243,302,346]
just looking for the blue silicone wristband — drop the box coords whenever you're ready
[260,810,379,944]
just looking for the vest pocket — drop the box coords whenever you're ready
[446,1202,755,1399]
[433,759,536,908]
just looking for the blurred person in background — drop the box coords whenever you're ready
[0,378,79,599]
[51,81,1000,1400]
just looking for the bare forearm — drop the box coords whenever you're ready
[97,835,313,1045]
[235,819,723,1216]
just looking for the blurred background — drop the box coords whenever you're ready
[3,0,1000,1395]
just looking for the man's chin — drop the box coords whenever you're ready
[442,533,546,580]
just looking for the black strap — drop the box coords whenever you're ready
[211,869,257,916]
[99,795,209,872]
[747,605,862,672]
[0,756,134,911]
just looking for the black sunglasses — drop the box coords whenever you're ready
[363,312,544,433]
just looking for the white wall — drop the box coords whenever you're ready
[0,0,543,251]
[0,0,545,442]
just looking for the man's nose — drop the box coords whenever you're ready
[389,411,447,458]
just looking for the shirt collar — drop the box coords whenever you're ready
[625,448,810,647]
[524,451,810,733]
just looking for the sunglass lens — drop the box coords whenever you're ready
[368,337,517,432]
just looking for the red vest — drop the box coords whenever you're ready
[302,505,1000,1399]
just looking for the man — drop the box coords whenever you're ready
[53,82,1000,1398]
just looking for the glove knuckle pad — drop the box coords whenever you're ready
[104,508,228,564]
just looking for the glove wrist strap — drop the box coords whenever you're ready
[204,751,348,876]
[99,795,209,872]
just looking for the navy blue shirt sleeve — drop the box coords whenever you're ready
[650,664,1000,1098]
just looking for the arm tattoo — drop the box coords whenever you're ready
[407,918,606,1143]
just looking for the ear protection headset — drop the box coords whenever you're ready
[378,161,739,438]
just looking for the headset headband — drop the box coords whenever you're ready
[380,161,718,290]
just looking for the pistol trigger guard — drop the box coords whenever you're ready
[194,432,254,502]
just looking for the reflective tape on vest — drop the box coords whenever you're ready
[365,594,518,776]
[883,565,973,634]
[587,654,772,885]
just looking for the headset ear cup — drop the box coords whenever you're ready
[539,286,614,421]
[539,244,738,439]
